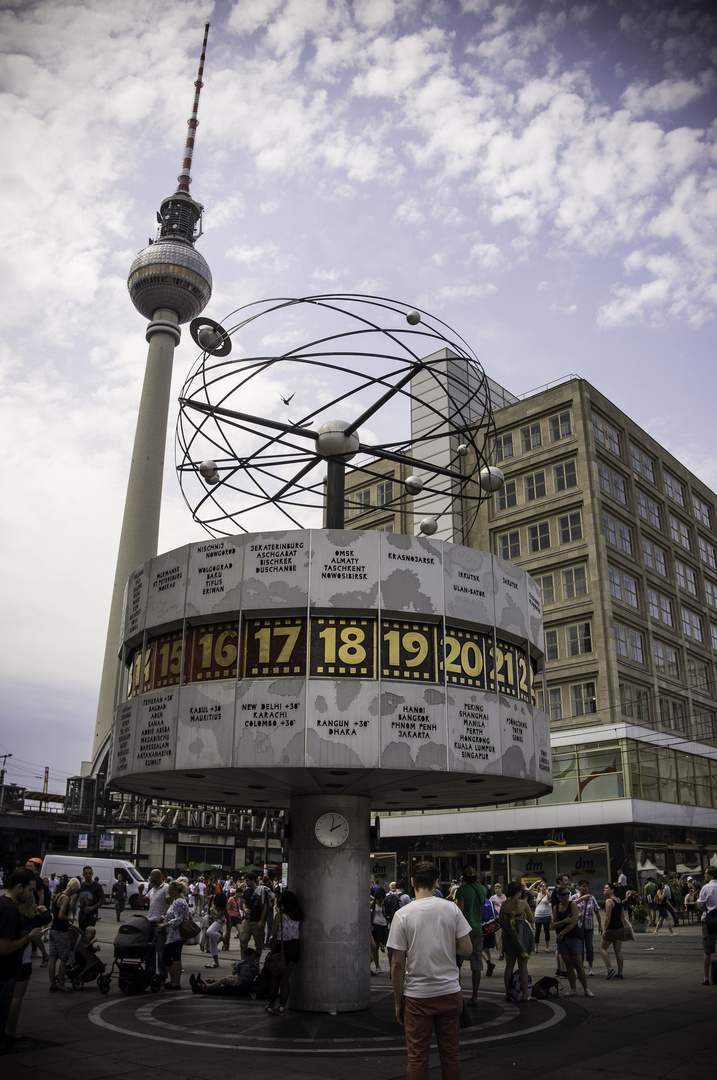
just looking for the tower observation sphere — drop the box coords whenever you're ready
[127,238,212,323]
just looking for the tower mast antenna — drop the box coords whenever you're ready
[177,21,210,195]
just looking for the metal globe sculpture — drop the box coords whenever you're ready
[176,294,499,540]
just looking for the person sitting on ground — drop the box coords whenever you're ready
[190,948,260,995]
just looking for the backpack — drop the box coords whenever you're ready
[481,898,499,934]
[247,885,269,922]
[531,975,561,1000]
[506,969,532,1003]
[383,892,401,921]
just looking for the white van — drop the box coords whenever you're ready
[40,855,146,907]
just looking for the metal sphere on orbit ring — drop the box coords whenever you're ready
[175,294,498,540]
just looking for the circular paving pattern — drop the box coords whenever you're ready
[84,986,565,1054]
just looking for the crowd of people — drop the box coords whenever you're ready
[2,855,716,1065]
[374,862,717,1080]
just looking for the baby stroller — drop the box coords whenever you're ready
[65,925,107,991]
[98,913,163,995]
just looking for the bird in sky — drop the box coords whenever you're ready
[279,391,295,406]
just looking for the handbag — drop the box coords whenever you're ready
[458,999,473,1028]
[266,914,286,973]
[705,907,717,934]
[179,919,201,941]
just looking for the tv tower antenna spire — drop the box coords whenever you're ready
[177,20,210,196]
[92,24,214,764]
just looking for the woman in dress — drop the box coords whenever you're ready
[370,887,389,975]
[653,882,678,937]
[265,890,303,1016]
[158,879,191,990]
[499,880,535,1002]
[553,886,592,996]
[48,877,80,992]
[205,889,228,968]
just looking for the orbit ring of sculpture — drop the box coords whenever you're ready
[176,294,502,540]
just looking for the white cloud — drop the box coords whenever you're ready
[621,72,715,116]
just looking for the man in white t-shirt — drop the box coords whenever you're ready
[388,861,472,1080]
[697,866,717,985]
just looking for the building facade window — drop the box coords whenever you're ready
[494,433,513,462]
[654,641,679,678]
[618,522,632,554]
[496,480,517,510]
[592,413,620,454]
[562,566,587,598]
[660,595,673,625]
[711,624,717,651]
[521,422,542,452]
[528,521,551,551]
[681,608,703,642]
[498,531,520,560]
[604,513,617,546]
[548,687,563,720]
[693,495,711,527]
[664,472,685,507]
[620,683,650,721]
[624,574,638,608]
[609,567,622,600]
[687,658,709,691]
[637,491,661,528]
[571,682,597,716]
[669,514,691,551]
[539,573,555,605]
[693,710,716,742]
[545,629,559,661]
[705,580,717,609]
[614,623,628,657]
[549,411,572,441]
[699,537,717,570]
[567,622,592,656]
[377,480,393,506]
[524,471,546,501]
[642,539,667,576]
[559,512,583,543]
[630,444,655,483]
[554,460,577,491]
[629,629,644,663]
[660,697,686,731]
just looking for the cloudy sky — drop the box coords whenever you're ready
[1,0,716,795]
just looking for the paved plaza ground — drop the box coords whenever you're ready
[1,912,714,1078]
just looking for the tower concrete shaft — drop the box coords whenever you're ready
[93,312,181,757]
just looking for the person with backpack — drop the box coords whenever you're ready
[239,873,269,962]
[454,865,486,1007]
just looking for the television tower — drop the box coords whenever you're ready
[92,23,213,763]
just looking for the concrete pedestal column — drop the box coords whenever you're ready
[92,309,181,760]
[289,793,371,1012]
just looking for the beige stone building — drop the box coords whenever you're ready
[369,374,717,888]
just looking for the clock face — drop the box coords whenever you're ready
[315,812,349,848]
